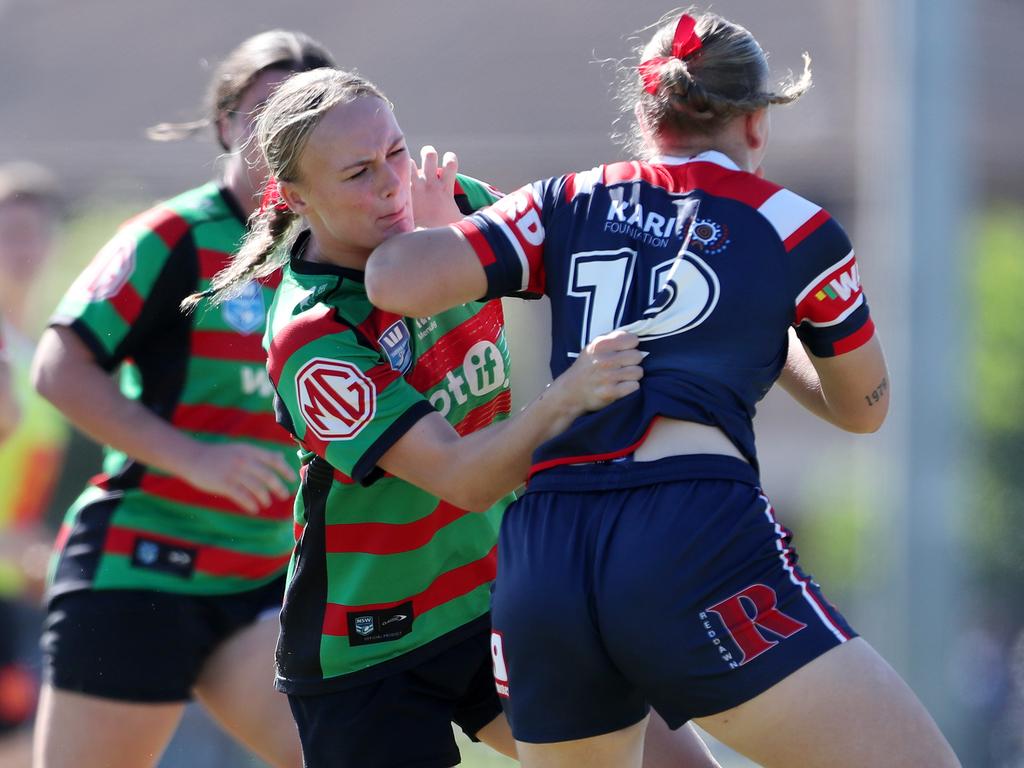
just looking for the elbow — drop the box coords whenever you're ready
[30,357,56,403]
[836,405,888,434]
[365,245,409,314]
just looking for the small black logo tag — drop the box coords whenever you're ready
[130,537,197,578]
[347,601,414,646]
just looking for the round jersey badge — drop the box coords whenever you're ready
[73,234,136,301]
[295,358,377,441]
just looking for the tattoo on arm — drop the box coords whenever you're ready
[864,376,888,406]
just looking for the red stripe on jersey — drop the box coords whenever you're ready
[662,162,781,207]
[563,172,577,203]
[454,389,511,436]
[198,248,231,279]
[109,282,144,325]
[452,219,497,267]
[405,301,504,393]
[355,310,406,353]
[260,270,282,290]
[527,418,659,480]
[324,500,470,555]
[321,546,497,636]
[266,305,340,386]
[127,207,191,250]
[784,209,831,253]
[104,526,290,579]
[603,161,661,186]
[833,317,875,355]
[171,404,293,445]
[53,523,72,554]
[139,474,294,520]
[294,522,303,541]
[192,330,266,363]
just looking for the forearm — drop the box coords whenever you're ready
[381,382,583,512]
[32,330,199,478]
[444,382,583,508]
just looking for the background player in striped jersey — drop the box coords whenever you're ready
[366,9,961,768]
[29,31,335,768]
[196,66,721,768]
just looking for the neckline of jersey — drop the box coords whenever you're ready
[652,150,740,171]
[288,229,366,283]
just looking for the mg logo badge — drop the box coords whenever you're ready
[296,358,376,441]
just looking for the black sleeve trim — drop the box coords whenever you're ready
[351,400,437,485]
[48,317,118,371]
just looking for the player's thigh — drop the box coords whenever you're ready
[33,683,183,768]
[643,716,720,768]
[515,716,648,768]
[194,614,301,768]
[474,713,517,759]
[693,638,961,768]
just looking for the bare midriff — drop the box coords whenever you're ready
[632,416,747,463]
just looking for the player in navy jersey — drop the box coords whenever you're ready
[29,32,336,768]
[367,9,961,768]
[196,67,721,768]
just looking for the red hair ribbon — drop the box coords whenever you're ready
[259,177,290,214]
[639,14,703,95]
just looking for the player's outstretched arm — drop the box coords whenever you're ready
[378,331,644,511]
[31,326,294,514]
[777,327,890,433]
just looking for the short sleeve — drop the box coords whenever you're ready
[270,314,434,484]
[787,210,874,358]
[50,208,195,370]
[451,179,556,300]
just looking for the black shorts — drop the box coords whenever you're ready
[288,628,503,768]
[41,577,285,702]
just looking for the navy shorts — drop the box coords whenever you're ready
[288,627,503,768]
[41,577,285,702]
[490,454,856,743]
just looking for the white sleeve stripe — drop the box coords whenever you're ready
[758,189,822,242]
[481,209,531,292]
[794,250,856,305]
[799,294,865,327]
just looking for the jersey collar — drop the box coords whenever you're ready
[289,229,366,283]
[652,150,741,171]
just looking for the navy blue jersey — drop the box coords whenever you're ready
[452,151,874,477]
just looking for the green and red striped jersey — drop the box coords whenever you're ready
[47,183,298,598]
[266,176,511,693]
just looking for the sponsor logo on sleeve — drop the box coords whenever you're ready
[295,358,376,441]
